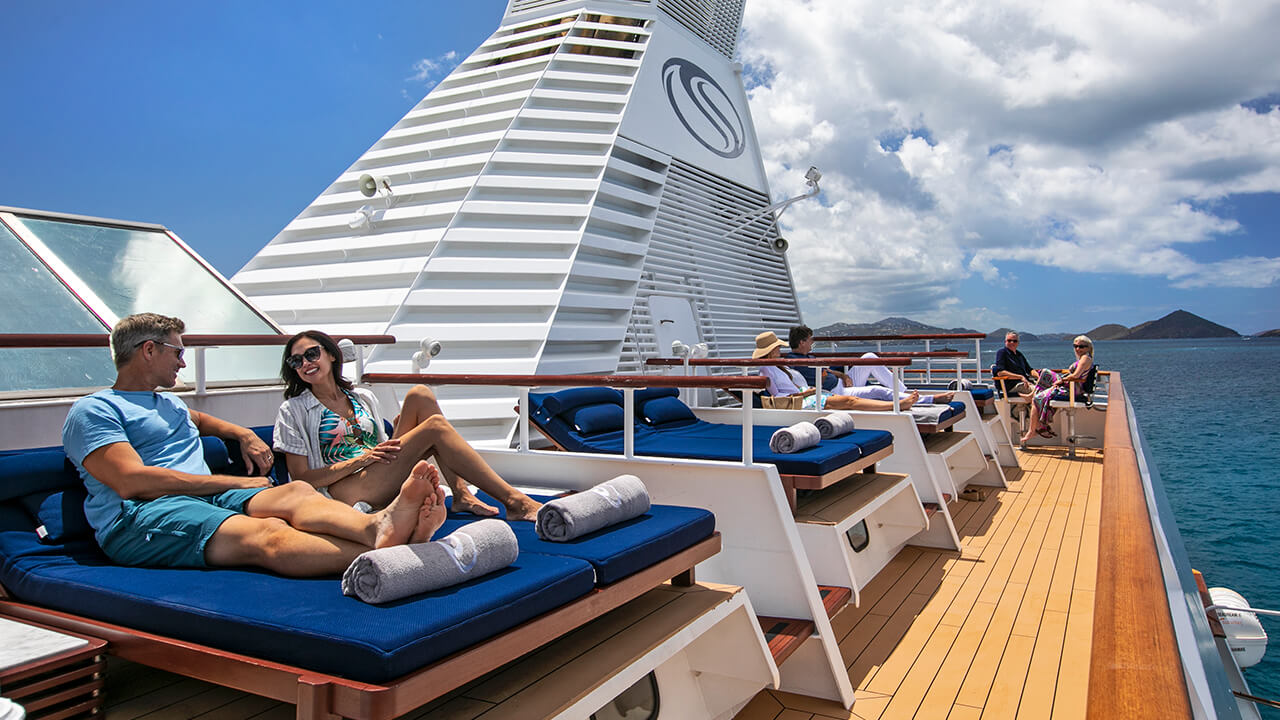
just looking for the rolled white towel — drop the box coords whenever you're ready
[342,519,518,604]
[536,475,651,542]
[769,421,821,453]
[814,412,855,439]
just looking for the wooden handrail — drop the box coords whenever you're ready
[1088,372,1193,718]
[814,332,987,342]
[363,373,768,389]
[806,350,967,358]
[0,333,397,348]
[643,357,911,368]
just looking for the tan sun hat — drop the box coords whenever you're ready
[752,331,786,359]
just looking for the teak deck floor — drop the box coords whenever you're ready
[89,447,1100,720]
[737,446,1103,720]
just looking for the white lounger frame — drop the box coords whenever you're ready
[481,448,859,708]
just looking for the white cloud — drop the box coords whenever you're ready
[408,50,459,84]
[740,0,1280,323]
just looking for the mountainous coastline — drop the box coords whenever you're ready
[815,309,1239,342]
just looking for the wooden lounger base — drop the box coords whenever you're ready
[0,533,720,720]
[779,444,894,511]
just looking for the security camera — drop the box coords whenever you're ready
[337,338,359,363]
[347,204,374,231]
[805,166,822,184]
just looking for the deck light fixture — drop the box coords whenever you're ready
[411,336,443,372]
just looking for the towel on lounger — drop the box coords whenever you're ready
[814,412,855,439]
[769,421,821,453]
[909,405,949,423]
[342,519,518,604]
[536,475,651,542]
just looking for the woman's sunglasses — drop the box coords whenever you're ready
[286,345,324,369]
[1073,344,1089,349]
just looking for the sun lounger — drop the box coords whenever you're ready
[0,436,720,719]
[527,388,895,505]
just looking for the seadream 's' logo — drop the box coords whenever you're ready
[662,58,746,159]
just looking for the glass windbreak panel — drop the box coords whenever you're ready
[21,218,280,384]
[0,223,115,392]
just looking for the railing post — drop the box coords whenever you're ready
[193,347,208,396]
[518,388,530,454]
[741,392,754,466]
[622,387,635,459]
[924,339,932,383]
[974,338,982,381]
[815,366,824,406]
[892,368,902,413]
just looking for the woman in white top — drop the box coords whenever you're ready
[752,332,920,411]
[273,331,541,521]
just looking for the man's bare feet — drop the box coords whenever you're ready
[450,488,500,517]
[411,484,448,543]
[899,390,920,410]
[373,461,437,548]
[506,498,543,523]
[932,391,955,403]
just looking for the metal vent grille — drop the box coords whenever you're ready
[618,155,801,376]
[656,0,744,58]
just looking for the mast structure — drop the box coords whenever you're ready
[233,0,801,443]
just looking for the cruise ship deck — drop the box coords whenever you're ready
[736,447,1101,720]
[89,446,1102,720]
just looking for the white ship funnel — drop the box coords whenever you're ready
[233,0,801,443]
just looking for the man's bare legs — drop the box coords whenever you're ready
[825,390,918,412]
[205,463,447,576]
[393,384,499,517]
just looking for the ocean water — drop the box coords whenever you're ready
[996,337,1280,714]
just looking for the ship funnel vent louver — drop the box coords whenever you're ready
[656,0,744,58]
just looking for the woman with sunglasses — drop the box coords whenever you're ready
[272,331,541,520]
[1019,335,1094,444]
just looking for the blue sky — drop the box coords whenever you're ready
[2,0,1278,334]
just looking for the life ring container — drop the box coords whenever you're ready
[1209,587,1268,668]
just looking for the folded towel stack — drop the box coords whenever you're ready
[536,474,651,542]
[342,519,518,604]
[768,421,821,453]
[814,412,855,439]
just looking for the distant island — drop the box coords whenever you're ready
[1256,329,1280,338]
[815,309,1241,342]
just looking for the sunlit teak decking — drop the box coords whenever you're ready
[736,446,1101,720]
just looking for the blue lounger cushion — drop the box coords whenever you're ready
[443,493,715,585]
[528,390,893,476]
[0,507,596,683]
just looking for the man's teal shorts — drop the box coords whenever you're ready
[99,488,267,568]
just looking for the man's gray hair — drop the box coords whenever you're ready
[110,313,185,368]
[1005,331,1019,340]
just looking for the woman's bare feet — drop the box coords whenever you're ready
[373,461,437,548]
[450,487,500,517]
[505,498,543,523]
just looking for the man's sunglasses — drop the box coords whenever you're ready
[1006,339,1019,344]
[136,339,185,360]
[286,345,324,369]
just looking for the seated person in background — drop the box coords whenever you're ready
[62,313,446,576]
[1019,335,1095,444]
[993,331,1038,395]
[755,331,920,411]
[274,330,542,521]
[782,326,953,405]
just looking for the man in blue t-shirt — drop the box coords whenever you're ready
[61,313,445,574]
[992,331,1038,396]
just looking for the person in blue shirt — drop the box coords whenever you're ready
[992,331,1038,395]
[61,313,445,575]
[782,325,953,404]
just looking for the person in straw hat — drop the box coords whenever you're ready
[747,330,921,409]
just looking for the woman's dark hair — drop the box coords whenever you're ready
[788,325,814,349]
[281,330,352,399]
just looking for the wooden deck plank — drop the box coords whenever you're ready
[1016,609,1069,719]
[978,633,1035,719]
